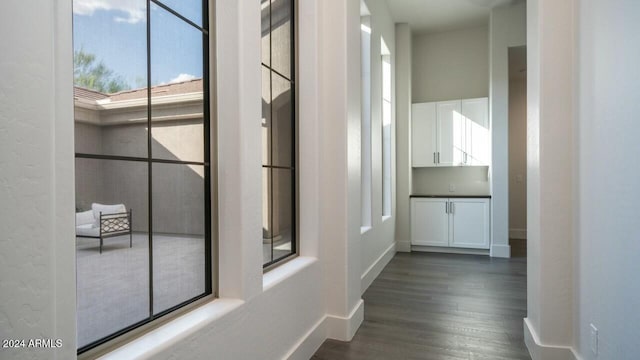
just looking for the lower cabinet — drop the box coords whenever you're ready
[411,197,490,250]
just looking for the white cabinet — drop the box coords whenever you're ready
[410,198,449,246]
[449,198,491,249]
[436,100,464,166]
[411,97,489,167]
[461,98,490,166]
[411,102,437,167]
[411,197,491,250]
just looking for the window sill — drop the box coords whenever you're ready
[97,299,243,360]
[360,226,372,235]
[263,256,317,292]
[382,215,392,223]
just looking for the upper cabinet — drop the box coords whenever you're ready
[412,97,489,167]
[411,102,437,167]
[461,98,490,166]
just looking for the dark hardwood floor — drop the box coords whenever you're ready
[312,252,530,360]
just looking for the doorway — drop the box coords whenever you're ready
[508,45,527,257]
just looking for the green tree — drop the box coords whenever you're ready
[74,49,130,93]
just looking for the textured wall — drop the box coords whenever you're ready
[0,0,77,358]
[575,0,640,358]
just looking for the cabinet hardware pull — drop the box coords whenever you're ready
[437,152,440,164]
[451,202,455,214]
[445,202,448,214]
[433,152,436,164]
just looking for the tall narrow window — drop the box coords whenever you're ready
[73,0,211,353]
[381,39,392,217]
[262,0,296,267]
[361,16,372,230]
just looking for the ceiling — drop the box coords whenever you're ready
[385,0,520,35]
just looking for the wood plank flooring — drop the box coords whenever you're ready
[312,252,530,360]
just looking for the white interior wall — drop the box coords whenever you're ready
[575,0,640,358]
[524,0,576,358]
[359,0,397,293]
[489,1,526,258]
[0,0,77,359]
[394,23,412,252]
[412,26,489,103]
[320,0,364,339]
[412,166,490,195]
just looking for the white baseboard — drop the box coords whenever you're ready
[524,318,580,360]
[510,228,527,239]
[285,299,366,359]
[395,240,411,252]
[361,242,396,294]
[490,244,511,258]
[285,316,327,360]
[326,299,364,342]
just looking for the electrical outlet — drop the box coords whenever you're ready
[590,323,598,356]
[449,183,456,192]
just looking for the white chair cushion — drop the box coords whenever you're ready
[75,210,95,226]
[76,224,100,237]
[92,203,126,219]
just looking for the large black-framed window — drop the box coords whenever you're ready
[73,0,211,353]
[261,0,297,268]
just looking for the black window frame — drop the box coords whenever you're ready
[73,0,212,354]
[261,0,297,269]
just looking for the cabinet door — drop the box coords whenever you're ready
[449,198,490,249]
[411,198,449,247]
[411,102,437,167]
[461,98,490,166]
[436,100,464,166]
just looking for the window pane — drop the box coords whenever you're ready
[361,17,372,228]
[262,0,295,268]
[73,0,148,158]
[262,66,271,166]
[271,72,293,167]
[262,168,273,264]
[150,4,204,163]
[152,163,206,314]
[261,0,270,66]
[155,0,203,26]
[262,168,294,266]
[382,54,392,217]
[272,169,294,262]
[75,158,149,348]
[271,0,292,79]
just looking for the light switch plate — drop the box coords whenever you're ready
[449,183,456,192]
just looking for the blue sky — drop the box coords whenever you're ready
[73,0,204,90]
